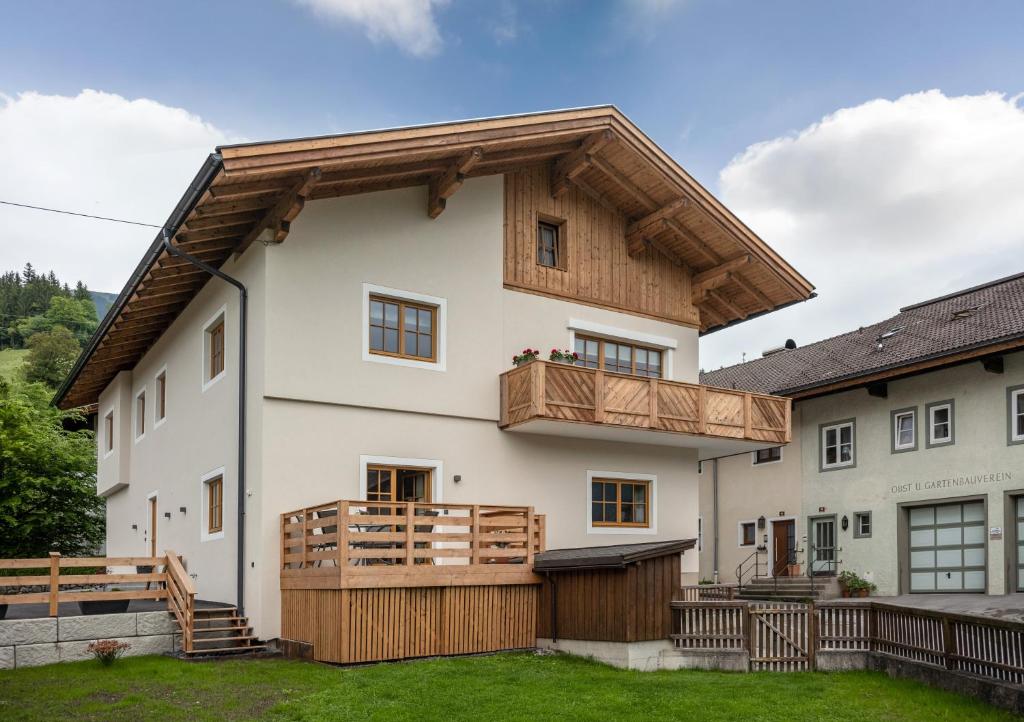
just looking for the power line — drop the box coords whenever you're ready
[0,200,163,230]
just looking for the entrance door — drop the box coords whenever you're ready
[148,496,158,557]
[810,517,836,576]
[772,520,796,576]
[908,501,985,593]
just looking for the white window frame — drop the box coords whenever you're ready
[751,446,783,466]
[567,318,676,381]
[200,467,226,543]
[893,409,916,452]
[202,305,228,392]
[154,366,167,429]
[586,470,657,536]
[738,519,757,548]
[103,409,115,458]
[1011,387,1024,445]
[821,420,855,470]
[926,400,954,447]
[854,511,872,538]
[362,284,447,372]
[133,388,146,442]
[358,455,444,502]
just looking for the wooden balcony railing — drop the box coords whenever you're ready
[499,360,791,445]
[280,500,546,589]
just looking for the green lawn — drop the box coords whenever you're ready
[0,348,27,381]
[0,652,1014,722]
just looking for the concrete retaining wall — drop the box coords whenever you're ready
[0,611,181,669]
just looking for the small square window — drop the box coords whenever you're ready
[135,391,146,440]
[537,220,563,269]
[926,400,954,447]
[740,522,756,547]
[854,511,872,538]
[753,447,782,465]
[155,371,167,423]
[368,295,437,362]
[590,478,651,528]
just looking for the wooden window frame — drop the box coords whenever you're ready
[365,465,433,504]
[590,477,651,529]
[104,411,114,454]
[739,521,757,547]
[753,447,782,465]
[573,334,664,379]
[209,320,225,381]
[536,216,566,271]
[206,476,223,534]
[368,295,438,363]
[134,389,146,441]
[155,370,167,424]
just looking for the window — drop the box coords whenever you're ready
[366,465,432,504]
[854,511,872,538]
[574,335,663,378]
[206,476,223,534]
[697,460,704,475]
[209,321,224,378]
[155,371,166,424]
[203,308,227,390]
[1010,386,1024,445]
[820,419,855,470]
[926,400,954,447]
[135,390,146,440]
[891,408,916,453]
[368,295,436,362]
[591,478,651,528]
[697,516,703,552]
[739,521,756,547]
[537,219,563,269]
[753,447,782,465]
[104,411,114,454]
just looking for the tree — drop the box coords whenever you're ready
[15,296,98,347]
[24,325,80,387]
[0,379,104,557]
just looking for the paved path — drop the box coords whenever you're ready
[865,594,1024,623]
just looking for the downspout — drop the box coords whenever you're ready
[712,459,719,584]
[161,230,248,616]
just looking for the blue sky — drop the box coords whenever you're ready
[2,0,1023,367]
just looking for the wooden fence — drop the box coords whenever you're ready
[678,583,737,601]
[670,600,1024,685]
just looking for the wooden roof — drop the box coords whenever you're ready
[56,106,813,409]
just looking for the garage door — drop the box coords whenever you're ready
[908,501,986,593]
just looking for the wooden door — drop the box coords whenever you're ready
[148,496,157,557]
[773,520,794,576]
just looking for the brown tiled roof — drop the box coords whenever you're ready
[700,271,1024,397]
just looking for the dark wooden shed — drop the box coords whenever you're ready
[535,539,695,643]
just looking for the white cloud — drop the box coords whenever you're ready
[702,90,1024,370]
[295,0,447,57]
[0,89,237,293]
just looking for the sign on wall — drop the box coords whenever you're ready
[890,471,1013,496]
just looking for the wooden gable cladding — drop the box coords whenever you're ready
[503,166,701,327]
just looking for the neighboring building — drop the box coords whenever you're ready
[55,107,812,640]
[701,272,1024,596]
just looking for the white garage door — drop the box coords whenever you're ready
[908,501,986,593]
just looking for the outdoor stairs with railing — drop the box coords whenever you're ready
[737,577,840,602]
[183,607,267,657]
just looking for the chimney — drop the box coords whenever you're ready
[761,339,797,358]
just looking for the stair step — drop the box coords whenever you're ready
[195,608,238,617]
[192,635,259,645]
[184,645,267,656]
[192,626,251,634]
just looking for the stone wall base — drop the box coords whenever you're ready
[0,611,182,669]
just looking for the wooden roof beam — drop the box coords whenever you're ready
[729,272,773,312]
[633,237,686,268]
[692,255,752,297]
[428,146,484,218]
[235,167,322,255]
[661,218,721,266]
[551,130,613,198]
[625,197,689,245]
[706,288,748,321]
[696,299,727,329]
[589,154,657,211]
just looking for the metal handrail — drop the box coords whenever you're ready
[771,546,804,596]
[735,548,765,592]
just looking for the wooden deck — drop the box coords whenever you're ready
[279,499,546,663]
[499,360,791,445]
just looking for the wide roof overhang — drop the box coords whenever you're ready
[56,105,814,409]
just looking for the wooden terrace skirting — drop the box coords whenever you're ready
[279,499,545,663]
[499,360,791,444]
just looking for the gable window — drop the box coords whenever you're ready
[369,295,436,362]
[891,408,916,453]
[155,371,167,424]
[574,335,663,378]
[591,478,650,528]
[753,447,782,465]
[739,521,756,547]
[1010,386,1024,445]
[203,308,227,390]
[206,475,223,534]
[926,400,954,447]
[104,411,114,455]
[134,390,146,441]
[537,219,564,270]
[821,419,855,470]
[854,511,872,538]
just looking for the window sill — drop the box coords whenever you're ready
[363,352,445,372]
[153,417,167,430]
[586,525,657,536]
[201,530,225,543]
[203,371,226,393]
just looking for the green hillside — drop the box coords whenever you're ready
[0,348,29,381]
[90,291,118,321]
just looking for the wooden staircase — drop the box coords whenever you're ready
[184,606,267,657]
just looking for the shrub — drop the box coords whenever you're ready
[87,640,130,666]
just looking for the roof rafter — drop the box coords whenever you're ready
[428,146,484,218]
[691,254,752,298]
[551,129,613,198]
[235,167,322,255]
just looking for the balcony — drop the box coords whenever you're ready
[499,361,790,457]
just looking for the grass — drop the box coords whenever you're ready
[0,348,27,381]
[0,652,1015,722]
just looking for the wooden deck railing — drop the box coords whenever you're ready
[280,500,546,589]
[678,583,738,601]
[165,553,196,653]
[500,360,791,444]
